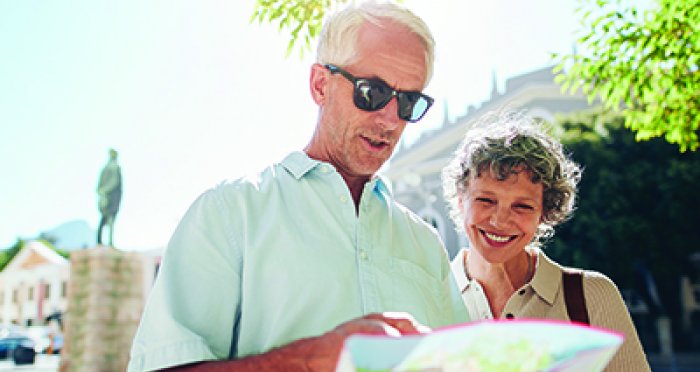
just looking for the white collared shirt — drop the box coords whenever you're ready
[450,248,495,320]
[450,247,547,320]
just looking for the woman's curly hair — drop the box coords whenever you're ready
[442,110,582,244]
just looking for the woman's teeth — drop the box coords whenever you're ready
[484,231,512,243]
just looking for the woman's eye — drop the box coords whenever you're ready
[515,204,534,211]
[476,197,494,204]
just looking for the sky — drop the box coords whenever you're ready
[0,0,586,250]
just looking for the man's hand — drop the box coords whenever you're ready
[304,312,430,371]
[164,312,430,372]
[333,312,431,337]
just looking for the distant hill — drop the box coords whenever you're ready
[40,219,94,250]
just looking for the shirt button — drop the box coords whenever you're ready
[518,289,526,295]
[359,250,368,260]
[319,166,329,173]
[339,195,349,203]
[505,313,514,319]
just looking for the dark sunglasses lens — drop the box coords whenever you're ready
[354,80,393,111]
[351,76,432,122]
[398,93,430,122]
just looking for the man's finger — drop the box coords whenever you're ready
[363,312,431,335]
[333,318,401,338]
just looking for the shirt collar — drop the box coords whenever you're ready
[451,247,562,304]
[450,248,470,292]
[280,151,319,179]
[279,151,390,195]
[529,249,561,305]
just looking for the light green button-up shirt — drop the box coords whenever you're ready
[128,151,469,372]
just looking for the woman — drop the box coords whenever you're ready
[442,111,650,371]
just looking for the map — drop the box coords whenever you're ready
[335,319,623,372]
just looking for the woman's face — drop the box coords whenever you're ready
[461,169,544,264]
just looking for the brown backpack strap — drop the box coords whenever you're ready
[562,268,590,325]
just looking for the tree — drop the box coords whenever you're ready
[250,0,349,58]
[0,239,23,271]
[547,109,700,349]
[251,0,408,58]
[553,0,700,152]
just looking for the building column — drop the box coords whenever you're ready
[1,282,12,325]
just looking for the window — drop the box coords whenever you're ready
[28,287,34,301]
[61,281,67,298]
[44,283,51,299]
[12,289,17,303]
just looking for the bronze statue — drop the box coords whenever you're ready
[97,148,122,247]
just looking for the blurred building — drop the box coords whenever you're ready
[0,240,162,328]
[0,240,69,327]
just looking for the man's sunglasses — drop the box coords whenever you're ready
[324,64,434,123]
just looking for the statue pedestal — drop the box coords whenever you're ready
[59,246,147,372]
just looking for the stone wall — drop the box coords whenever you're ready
[60,246,146,372]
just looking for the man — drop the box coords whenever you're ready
[96,148,122,247]
[128,2,468,371]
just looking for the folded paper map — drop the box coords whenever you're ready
[335,319,623,372]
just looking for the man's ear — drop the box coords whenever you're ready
[310,63,328,105]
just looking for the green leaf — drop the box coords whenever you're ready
[554,73,567,84]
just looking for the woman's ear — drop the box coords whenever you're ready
[310,63,328,105]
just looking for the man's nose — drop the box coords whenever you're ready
[375,96,403,130]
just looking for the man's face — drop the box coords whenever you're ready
[310,20,428,180]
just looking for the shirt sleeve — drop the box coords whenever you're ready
[128,187,242,372]
[584,272,651,372]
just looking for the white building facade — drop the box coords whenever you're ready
[0,241,163,328]
[0,241,70,326]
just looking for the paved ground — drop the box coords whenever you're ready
[0,355,59,372]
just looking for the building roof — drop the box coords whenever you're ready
[385,65,588,181]
[1,240,68,274]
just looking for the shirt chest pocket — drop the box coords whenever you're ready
[382,258,445,327]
